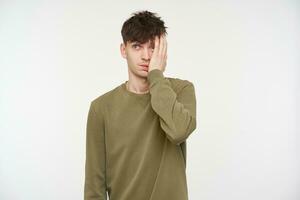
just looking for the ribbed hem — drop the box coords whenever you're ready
[120,81,150,98]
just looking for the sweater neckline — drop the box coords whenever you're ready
[121,80,151,98]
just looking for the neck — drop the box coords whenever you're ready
[126,70,150,94]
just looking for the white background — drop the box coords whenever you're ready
[0,0,299,199]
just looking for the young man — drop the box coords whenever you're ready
[84,10,197,200]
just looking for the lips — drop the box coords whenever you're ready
[140,64,149,71]
[139,64,149,67]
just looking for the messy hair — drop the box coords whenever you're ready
[121,10,168,46]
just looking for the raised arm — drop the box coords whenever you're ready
[147,69,197,145]
[84,101,107,200]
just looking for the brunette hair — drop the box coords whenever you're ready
[121,10,168,45]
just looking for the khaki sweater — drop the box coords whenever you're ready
[84,69,197,200]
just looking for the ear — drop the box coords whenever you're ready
[120,43,127,59]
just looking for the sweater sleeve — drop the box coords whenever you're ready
[84,101,107,200]
[147,69,197,145]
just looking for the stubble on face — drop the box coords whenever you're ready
[125,41,152,79]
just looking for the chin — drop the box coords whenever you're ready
[130,69,147,78]
[138,70,148,77]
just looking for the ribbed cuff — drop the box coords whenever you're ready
[147,69,164,85]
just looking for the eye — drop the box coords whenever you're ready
[132,44,140,49]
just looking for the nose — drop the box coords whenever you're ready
[141,48,151,61]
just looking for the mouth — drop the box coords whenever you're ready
[139,64,149,67]
[139,64,149,71]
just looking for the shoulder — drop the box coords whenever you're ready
[89,85,120,113]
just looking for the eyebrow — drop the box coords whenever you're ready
[131,42,154,47]
[131,42,141,45]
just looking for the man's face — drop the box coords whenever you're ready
[120,39,155,78]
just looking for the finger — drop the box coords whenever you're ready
[163,36,167,59]
[154,36,159,54]
[158,35,164,56]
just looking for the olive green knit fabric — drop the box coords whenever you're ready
[84,69,197,200]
